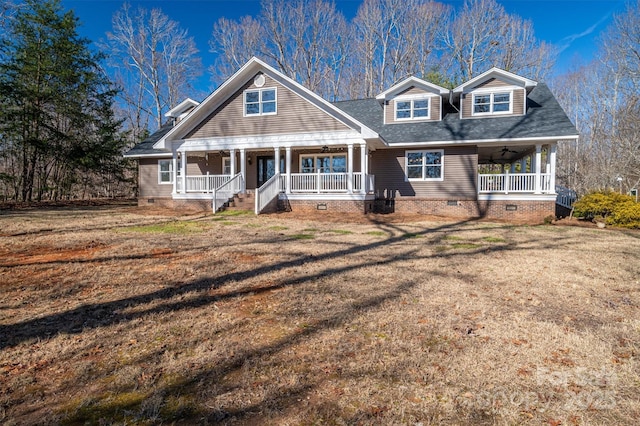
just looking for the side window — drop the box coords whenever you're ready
[158,159,173,184]
[473,92,512,115]
[222,157,231,175]
[395,97,430,121]
[405,150,443,181]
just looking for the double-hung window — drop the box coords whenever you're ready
[405,150,443,181]
[395,97,430,120]
[158,159,173,184]
[473,92,511,115]
[300,154,346,173]
[222,157,231,175]
[244,88,277,116]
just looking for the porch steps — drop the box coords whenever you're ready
[223,192,255,212]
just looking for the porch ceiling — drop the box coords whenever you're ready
[477,144,535,164]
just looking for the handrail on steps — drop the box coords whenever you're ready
[255,172,281,214]
[212,173,244,213]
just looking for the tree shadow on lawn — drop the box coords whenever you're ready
[1,219,578,423]
[0,219,572,351]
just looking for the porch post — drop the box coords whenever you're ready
[274,147,281,174]
[285,147,292,194]
[347,143,354,194]
[360,143,366,193]
[180,152,187,194]
[230,148,236,176]
[534,144,542,194]
[240,148,246,192]
[172,154,178,195]
[549,143,557,193]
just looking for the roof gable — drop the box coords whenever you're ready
[452,67,537,94]
[376,76,449,101]
[154,57,377,150]
[165,98,200,119]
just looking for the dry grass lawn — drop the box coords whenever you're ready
[1,202,639,425]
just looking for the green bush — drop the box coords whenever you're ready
[573,191,640,228]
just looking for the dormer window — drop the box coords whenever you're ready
[473,92,512,115]
[244,88,277,116]
[395,98,430,121]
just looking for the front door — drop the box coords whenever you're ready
[257,156,276,187]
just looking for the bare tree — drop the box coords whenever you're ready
[443,0,554,81]
[105,3,202,137]
[209,16,264,84]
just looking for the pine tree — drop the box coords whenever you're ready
[0,0,127,201]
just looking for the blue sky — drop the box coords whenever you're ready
[62,0,627,93]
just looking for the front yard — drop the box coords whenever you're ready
[1,204,638,424]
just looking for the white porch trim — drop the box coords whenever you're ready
[478,194,557,201]
[279,193,375,201]
[175,130,365,152]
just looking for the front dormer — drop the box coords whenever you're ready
[452,67,537,119]
[376,76,449,124]
[165,98,200,124]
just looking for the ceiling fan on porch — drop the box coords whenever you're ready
[500,146,518,156]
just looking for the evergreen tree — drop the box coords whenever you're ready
[0,0,127,201]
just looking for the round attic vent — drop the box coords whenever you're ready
[254,74,266,87]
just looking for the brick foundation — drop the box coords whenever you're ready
[387,198,555,223]
[138,196,555,223]
[138,197,213,211]
[278,198,374,214]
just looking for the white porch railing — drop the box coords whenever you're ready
[478,173,552,193]
[213,173,244,213]
[255,172,281,214]
[176,174,230,193]
[285,172,373,193]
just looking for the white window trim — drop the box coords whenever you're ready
[471,90,514,116]
[158,159,173,185]
[243,87,277,117]
[222,157,231,175]
[405,149,444,182]
[299,153,347,173]
[394,96,431,121]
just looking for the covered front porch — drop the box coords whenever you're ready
[170,133,376,212]
[476,142,557,198]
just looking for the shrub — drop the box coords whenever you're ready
[609,201,640,228]
[573,191,640,228]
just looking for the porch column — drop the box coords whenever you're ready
[180,152,187,194]
[347,143,354,194]
[360,143,367,193]
[230,148,236,176]
[520,158,527,173]
[172,154,178,195]
[534,144,542,194]
[274,147,281,174]
[240,148,246,192]
[285,147,292,194]
[549,143,557,193]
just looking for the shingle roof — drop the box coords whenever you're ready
[333,83,578,144]
[125,83,578,158]
[123,123,174,157]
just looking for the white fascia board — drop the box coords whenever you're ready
[385,134,579,148]
[123,152,173,159]
[376,76,449,100]
[452,67,538,94]
[155,57,378,149]
[176,130,368,151]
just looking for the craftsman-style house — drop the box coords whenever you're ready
[125,57,578,221]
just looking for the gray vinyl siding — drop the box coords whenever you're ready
[473,77,509,89]
[186,73,349,139]
[139,158,173,197]
[371,146,478,199]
